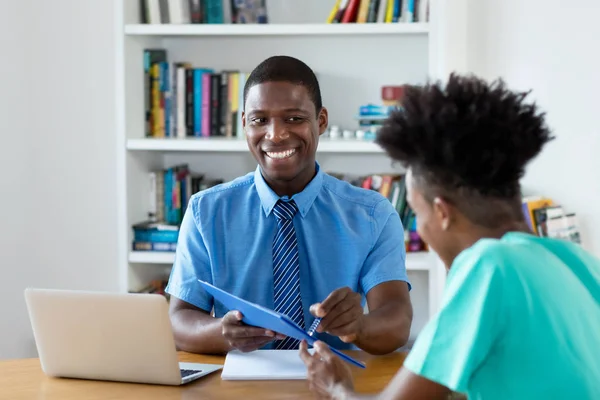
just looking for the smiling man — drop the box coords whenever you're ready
[165,55,413,356]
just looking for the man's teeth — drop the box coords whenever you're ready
[266,149,296,159]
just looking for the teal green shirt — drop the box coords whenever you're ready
[404,232,600,399]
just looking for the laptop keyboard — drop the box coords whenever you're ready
[180,368,202,378]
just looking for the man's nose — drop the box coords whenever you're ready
[265,120,289,143]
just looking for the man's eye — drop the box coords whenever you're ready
[287,117,304,123]
[251,118,266,124]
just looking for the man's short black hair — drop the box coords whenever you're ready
[243,55,323,113]
[376,73,555,227]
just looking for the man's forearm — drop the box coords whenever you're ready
[353,302,412,355]
[170,309,231,354]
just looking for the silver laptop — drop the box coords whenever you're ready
[24,288,222,385]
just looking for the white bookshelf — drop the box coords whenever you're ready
[129,250,434,271]
[124,22,430,36]
[126,137,385,153]
[115,0,468,340]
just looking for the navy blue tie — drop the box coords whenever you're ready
[272,200,305,350]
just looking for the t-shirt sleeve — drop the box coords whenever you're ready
[402,247,506,393]
[164,196,214,312]
[359,199,411,295]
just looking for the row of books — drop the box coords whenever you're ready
[139,0,429,25]
[132,164,224,251]
[144,48,248,139]
[522,196,581,244]
[140,0,268,25]
[147,164,224,225]
[132,168,427,253]
[327,0,429,24]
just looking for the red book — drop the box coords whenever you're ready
[381,85,405,104]
[342,0,361,22]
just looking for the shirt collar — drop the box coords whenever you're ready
[254,161,324,218]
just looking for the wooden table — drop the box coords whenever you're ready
[0,350,405,399]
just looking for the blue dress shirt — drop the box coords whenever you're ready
[165,162,410,349]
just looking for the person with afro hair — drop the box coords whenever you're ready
[300,73,600,400]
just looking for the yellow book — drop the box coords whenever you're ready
[522,196,554,235]
[356,0,371,23]
[385,0,394,23]
[150,64,162,137]
[230,72,240,135]
[327,0,341,23]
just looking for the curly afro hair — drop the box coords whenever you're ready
[376,73,554,203]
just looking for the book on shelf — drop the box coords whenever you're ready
[144,48,248,140]
[521,196,582,245]
[328,0,429,24]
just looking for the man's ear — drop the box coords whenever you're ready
[318,107,328,136]
[432,196,453,231]
[241,111,246,130]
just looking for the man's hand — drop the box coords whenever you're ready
[310,287,364,343]
[299,340,355,400]
[221,310,285,352]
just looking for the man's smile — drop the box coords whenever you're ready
[265,148,297,160]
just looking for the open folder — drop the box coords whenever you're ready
[198,280,366,369]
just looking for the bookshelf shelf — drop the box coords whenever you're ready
[124,23,430,37]
[126,138,384,153]
[128,250,433,271]
[129,251,177,264]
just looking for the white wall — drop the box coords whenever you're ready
[0,0,120,359]
[467,0,600,256]
[0,0,33,360]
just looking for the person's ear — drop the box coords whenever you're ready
[432,197,453,231]
[241,111,246,130]
[317,107,328,136]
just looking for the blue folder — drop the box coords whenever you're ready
[198,280,366,369]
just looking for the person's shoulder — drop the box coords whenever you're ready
[188,171,255,209]
[449,235,522,279]
[321,173,392,212]
[451,232,552,278]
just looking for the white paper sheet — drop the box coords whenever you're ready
[221,349,315,380]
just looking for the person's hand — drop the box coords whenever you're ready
[299,340,355,400]
[310,287,364,343]
[221,310,285,352]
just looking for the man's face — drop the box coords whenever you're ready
[242,81,328,184]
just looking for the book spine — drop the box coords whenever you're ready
[193,69,202,137]
[201,72,211,137]
[185,69,194,136]
[219,73,229,136]
[210,73,221,136]
[237,72,246,138]
[132,241,177,252]
[176,66,186,138]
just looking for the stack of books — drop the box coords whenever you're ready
[522,196,582,244]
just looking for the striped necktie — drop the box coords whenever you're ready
[272,199,305,350]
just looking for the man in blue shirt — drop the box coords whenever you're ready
[165,55,412,356]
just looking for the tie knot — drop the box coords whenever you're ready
[273,200,298,221]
